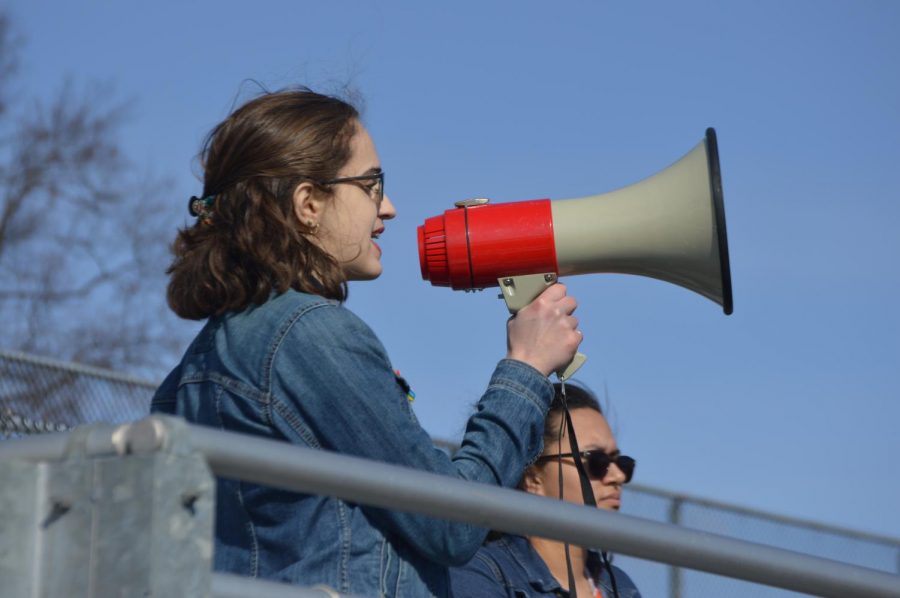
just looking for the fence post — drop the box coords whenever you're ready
[0,418,215,597]
[668,497,684,598]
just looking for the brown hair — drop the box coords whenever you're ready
[166,88,360,320]
[542,382,603,446]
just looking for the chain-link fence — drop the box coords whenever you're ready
[3,349,899,597]
[0,350,155,438]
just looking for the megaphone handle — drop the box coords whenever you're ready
[497,274,587,382]
[557,351,586,382]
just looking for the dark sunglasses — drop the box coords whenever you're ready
[536,450,636,483]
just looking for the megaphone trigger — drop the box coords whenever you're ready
[498,273,558,314]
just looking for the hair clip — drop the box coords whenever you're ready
[188,195,216,224]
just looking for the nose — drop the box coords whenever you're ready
[380,193,397,220]
[605,461,627,485]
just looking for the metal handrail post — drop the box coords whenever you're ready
[668,497,683,598]
[0,418,214,597]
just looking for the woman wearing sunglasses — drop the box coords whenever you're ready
[450,382,641,598]
[151,88,582,598]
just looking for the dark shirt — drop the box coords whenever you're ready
[450,534,641,598]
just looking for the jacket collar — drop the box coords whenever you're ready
[498,534,618,595]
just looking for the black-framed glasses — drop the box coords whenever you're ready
[536,450,636,483]
[318,171,384,207]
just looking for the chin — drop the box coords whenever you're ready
[346,267,383,281]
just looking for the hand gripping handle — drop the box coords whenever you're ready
[497,273,586,381]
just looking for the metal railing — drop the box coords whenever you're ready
[5,348,900,597]
[4,349,900,596]
[2,416,899,598]
[617,485,900,597]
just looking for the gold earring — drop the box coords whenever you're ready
[307,219,319,233]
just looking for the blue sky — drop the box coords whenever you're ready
[6,0,899,544]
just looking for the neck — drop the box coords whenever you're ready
[529,536,590,593]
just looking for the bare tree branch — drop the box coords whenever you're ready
[0,11,191,381]
[0,14,20,119]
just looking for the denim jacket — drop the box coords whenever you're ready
[449,534,642,598]
[151,290,553,598]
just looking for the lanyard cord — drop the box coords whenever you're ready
[556,388,579,598]
[557,382,620,598]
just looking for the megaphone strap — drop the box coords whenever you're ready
[558,382,620,598]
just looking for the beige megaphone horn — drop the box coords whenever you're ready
[419,127,733,378]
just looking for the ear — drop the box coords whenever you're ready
[292,181,327,226]
[521,464,545,495]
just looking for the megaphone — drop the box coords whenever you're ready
[418,127,733,378]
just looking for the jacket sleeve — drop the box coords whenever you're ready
[268,302,553,566]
